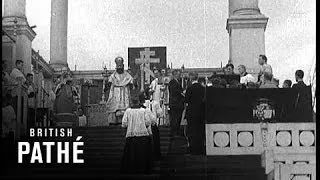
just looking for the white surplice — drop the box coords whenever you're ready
[121,108,156,137]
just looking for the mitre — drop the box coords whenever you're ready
[115,56,124,65]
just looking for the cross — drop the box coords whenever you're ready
[135,47,160,90]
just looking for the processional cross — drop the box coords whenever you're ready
[135,48,160,91]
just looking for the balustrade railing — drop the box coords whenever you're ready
[206,122,316,180]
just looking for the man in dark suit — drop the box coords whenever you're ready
[292,70,311,121]
[292,70,307,88]
[185,72,205,155]
[168,69,184,137]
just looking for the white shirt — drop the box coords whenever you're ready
[240,73,256,84]
[10,68,26,84]
[10,68,26,97]
[121,108,155,137]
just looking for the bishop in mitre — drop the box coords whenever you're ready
[106,57,133,125]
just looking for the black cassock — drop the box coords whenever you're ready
[185,82,205,155]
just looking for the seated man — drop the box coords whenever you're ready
[238,65,255,85]
[282,79,292,88]
[224,63,235,75]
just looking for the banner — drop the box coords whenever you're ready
[128,47,166,90]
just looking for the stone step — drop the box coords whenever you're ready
[4,167,266,180]
[165,155,262,167]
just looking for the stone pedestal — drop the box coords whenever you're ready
[50,0,68,71]
[227,0,268,75]
[2,0,36,74]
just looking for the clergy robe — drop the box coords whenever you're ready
[150,78,161,102]
[185,82,205,155]
[53,83,77,126]
[106,71,133,124]
[144,100,162,160]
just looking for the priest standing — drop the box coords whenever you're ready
[106,57,133,125]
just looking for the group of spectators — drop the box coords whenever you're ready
[166,54,309,155]
[1,59,86,141]
[2,59,41,140]
[212,55,307,89]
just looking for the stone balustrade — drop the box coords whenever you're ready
[206,123,316,180]
[270,163,316,180]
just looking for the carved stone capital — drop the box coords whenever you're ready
[226,14,268,34]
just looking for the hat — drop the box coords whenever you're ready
[115,56,124,65]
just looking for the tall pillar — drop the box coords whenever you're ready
[50,0,68,71]
[3,0,26,17]
[2,0,36,74]
[227,0,268,74]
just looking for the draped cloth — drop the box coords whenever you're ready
[54,84,75,114]
[53,84,77,126]
[106,71,133,124]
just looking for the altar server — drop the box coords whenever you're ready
[121,95,155,174]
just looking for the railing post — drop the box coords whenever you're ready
[22,87,28,136]
[16,82,22,140]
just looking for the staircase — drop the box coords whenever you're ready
[161,136,267,180]
[1,126,171,179]
[1,126,267,180]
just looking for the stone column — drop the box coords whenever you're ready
[3,0,26,17]
[2,0,36,74]
[50,0,68,71]
[227,0,268,74]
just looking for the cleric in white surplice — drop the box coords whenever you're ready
[120,94,156,174]
[105,57,133,124]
